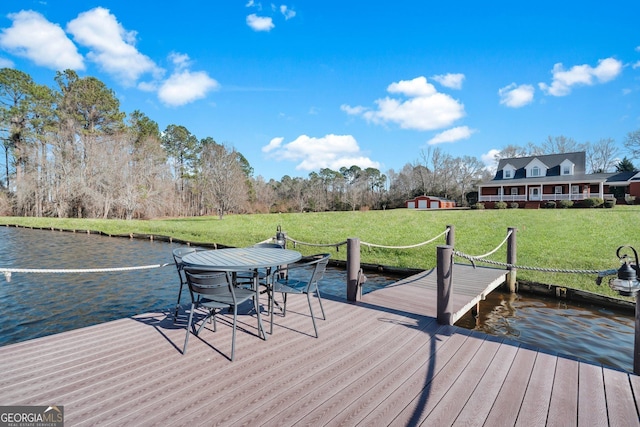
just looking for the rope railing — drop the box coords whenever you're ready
[361,228,450,250]
[284,236,348,251]
[0,263,172,282]
[452,250,616,276]
[282,228,449,251]
[462,229,512,260]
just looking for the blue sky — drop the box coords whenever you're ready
[0,1,639,181]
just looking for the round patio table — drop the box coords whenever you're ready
[181,247,302,337]
[181,247,301,272]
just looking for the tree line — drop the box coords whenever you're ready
[1,68,639,219]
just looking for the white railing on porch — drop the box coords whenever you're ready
[478,195,527,202]
[478,193,616,202]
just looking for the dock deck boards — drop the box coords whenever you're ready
[1,267,638,426]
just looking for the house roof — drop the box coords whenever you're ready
[494,151,586,181]
[482,151,640,186]
[407,195,454,202]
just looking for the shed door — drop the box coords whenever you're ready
[418,200,428,209]
[429,201,439,209]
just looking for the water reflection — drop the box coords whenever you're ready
[0,226,394,347]
[455,290,635,372]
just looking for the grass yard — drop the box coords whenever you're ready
[2,206,639,298]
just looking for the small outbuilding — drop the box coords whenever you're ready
[406,195,456,209]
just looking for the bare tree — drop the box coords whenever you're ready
[541,135,584,154]
[585,138,619,173]
[455,156,487,206]
[624,129,640,160]
[251,176,278,213]
[198,142,248,219]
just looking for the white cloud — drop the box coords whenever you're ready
[262,137,284,153]
[262,134,380,171]
[66,7,160,85]
[342,76,465,131]
[538,57,623,96]
[0,10,84,70]
[387,76,437,97]
[498,83,535,108]
[168,52,191,70]
[481,149,500,170]
[340,104,366,115]
[427,126,475,145]
[280,5,296,20]
[158,69,219,107]
[246,14,274,31]
[431,73,465,89]
[0,57,14,68]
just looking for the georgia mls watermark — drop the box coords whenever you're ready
[0,406,63,427]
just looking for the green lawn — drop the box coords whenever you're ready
[2,206,639,298]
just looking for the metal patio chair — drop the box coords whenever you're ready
[172,247,201,321]
[183,268,266,361]
[271,253,330,337]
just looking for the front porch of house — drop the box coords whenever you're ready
[478,181,615,204]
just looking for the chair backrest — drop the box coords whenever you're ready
[172,247,199,284]
[304,253,330,292]
[184,269,234,300]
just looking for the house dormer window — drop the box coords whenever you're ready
[560,159,575,176]
[525,158,548,178]
[502,164,515,179]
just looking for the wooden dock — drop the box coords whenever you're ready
[398,262,508,324]
[1,267,638,426]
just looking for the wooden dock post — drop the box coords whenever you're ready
[446,224,455,247]
[507,227,517,293]
[347,238,361,302]
[635,292,640,375]
[437,245,454,325]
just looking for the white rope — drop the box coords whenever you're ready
[285,236,348,249]
[464,229,513,259]
[284,228,449,251]
[361,228,450,249]
[0,263,172,282]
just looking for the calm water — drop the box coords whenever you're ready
[455,290,635,372]
[0,226,393,347]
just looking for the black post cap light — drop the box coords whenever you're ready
[610,245,640,297]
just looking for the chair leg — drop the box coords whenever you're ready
[231,305,237,361]
[269,286,274,335]
[183,303,195,354]
[307,292,318,338]
[174,282,184,321]
[316,290,326,320]
[255,295,266,340]
[282,293,288,316]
